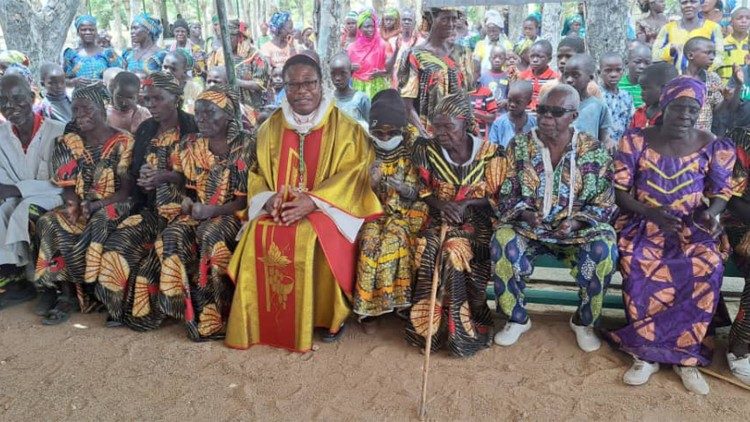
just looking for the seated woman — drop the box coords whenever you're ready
[34,83,135,325]
[404,93,506,358]
[157,85,254,341]
[96,72,198,330]
[610,76,735,395]
[353,89,426,331]
[491,84,618,353]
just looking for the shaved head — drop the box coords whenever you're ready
[566,53,596,75]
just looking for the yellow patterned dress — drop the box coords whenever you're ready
[354,137,427,318]
[35,132,134,309]
[156,132,253,340]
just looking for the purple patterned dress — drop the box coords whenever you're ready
[609,129,736,366]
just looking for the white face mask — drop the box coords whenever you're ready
[372,135,403,151]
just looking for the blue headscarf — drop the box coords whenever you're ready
[269,11,292,36]
[132,12,163,41]
[74,15,97,30]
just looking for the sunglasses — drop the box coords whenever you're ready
[537,105,577,118]
[371,129,402,138]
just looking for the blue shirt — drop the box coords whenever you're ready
[574,96,613,141]
[602,88,634,142]
[489,113,537,148]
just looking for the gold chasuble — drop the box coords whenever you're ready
[226,103,382,352]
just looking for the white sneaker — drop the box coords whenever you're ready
[569,318,601,352]
[623,358,660,386]
[494,319,532,346]
[673,366,710,395]
[727,353,750,386]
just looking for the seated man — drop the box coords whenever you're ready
[0,74,64,309]
[225,54,382,352]
[491,84,618,353]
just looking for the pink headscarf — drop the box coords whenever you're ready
[347,9,388,81]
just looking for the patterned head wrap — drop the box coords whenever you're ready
[75,15,97,29]
[0,50,31,67]
[196,84,242,141]
[142,71,183,97]
[383,7,400,20]
[431,93,478,136]
[72,82,110,111]
[132,12,163,41]
[485,10,504,29]
[357,9,376,28]
[173,47,195,69]
[346,10,359,21]
[269,11,292,36]
[3,64,34,86]
[659,76,706,110]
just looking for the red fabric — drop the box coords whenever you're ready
[630,105,661,130]
[518,67,559,110]
[12,113,43,153]
[347,13,388,82]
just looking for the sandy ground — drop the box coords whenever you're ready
[1,302,749,421]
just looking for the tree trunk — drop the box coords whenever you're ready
[158,0,170,40]
[541,2,562,63]
[112,0,126,51]
[129,0,142,24]
[508,4,526,44]
[316,0,341,90]
[585,0,629,65]
[0,0,80,74]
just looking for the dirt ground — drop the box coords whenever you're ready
[1,302,749,421]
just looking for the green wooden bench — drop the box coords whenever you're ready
[484,255,744,310]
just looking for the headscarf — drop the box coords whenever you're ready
[211,15,219,25]
[72,82,110,111]
[0,50,31,67]
[346,10,359,22]
[173,18,189,32]
[3,64,34,86]
[132,12,163,41]
[142,71,183,97]
[347,9,386,81]
[173,47,195,70]
[484,10,504,29]
[431,93,478,136]
[75,15,97,30]
[562,14,585,37]
[659,76,707,110]
[269,11,292,36]
[369,89,407,129]
[196,84,242,142]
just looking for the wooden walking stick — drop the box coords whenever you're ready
[418,223,449,421]
[699,368,750,392]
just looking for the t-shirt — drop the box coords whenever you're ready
[717,34,749,82]
[695,70,724,133]
[477,71,510,105]
[630,105,661,130]
[618,74,643,108]
[107,105,152,134]
[574,96,612,141]
[334,90,371,128]
[602,88,634,142]
[469,87,499,140]
[488,112,537,148]
[518,67,560,110]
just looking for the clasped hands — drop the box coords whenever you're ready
[62,198,100,225]
[263,187,316,226]
[137,164,169,191]
[646,206,721,238]
[520,210,581,236]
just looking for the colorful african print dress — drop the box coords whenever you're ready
[236,51,272,120]
[156,132,253,340]
[610,130,736,366]
[96,128,184,330]
[404,136,506,357]
[397,45,473,135]
[354,138,427,318]
[62,47,124,80]
[491,130,618,326]
[122,48,168,74]
[35,132,134,309]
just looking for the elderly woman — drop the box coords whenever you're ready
[95,72,197,330]
[341,11,359,50]
[226,54,381,352]
[491,84,617,352]
[652,0,724,73]
[260,11,297,69]
[610,77,735,395]
[63,15,123,86]
[157,85,254,341]
[161,49,204,114]
[170,18,207,79]
[34,83,135,325]
[354,89,426,330]
[235,32,272,121]
[206,19,253,68]
[123,12,168,74]
[398,8,474,138]
[347,9,399,99]
[404,93,506,358]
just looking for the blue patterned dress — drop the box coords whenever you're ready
[62,47,124,80]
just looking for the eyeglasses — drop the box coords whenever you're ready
[371,129,402,138]
[537,105,577,118]
[284,79,319,92]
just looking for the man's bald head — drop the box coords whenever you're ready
[566,53,596,76]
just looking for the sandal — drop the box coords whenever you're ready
[42,296,74,326]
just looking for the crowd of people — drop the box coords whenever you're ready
[0,2,749,398]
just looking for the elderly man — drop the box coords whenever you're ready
[491,84,618,352]
[226,54,382,352]
[0,74,64,309]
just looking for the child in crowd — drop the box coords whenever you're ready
[600,52,634,142]
[36,62,71,123]
[269,66,286,108]
[488,80,536,147]
[330,52,371,128]
[546,36,601,99]
[683,36,725,133]
[563,53,613,146]
[630,62,678,129]
[470,84,499,140]
[519,39,558,110]
[717,7,750,82]
[102,67,124,90]
[618,42,652,108]
[521,17,539,43]
[477,45,510,110]
[106,71,151,134]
